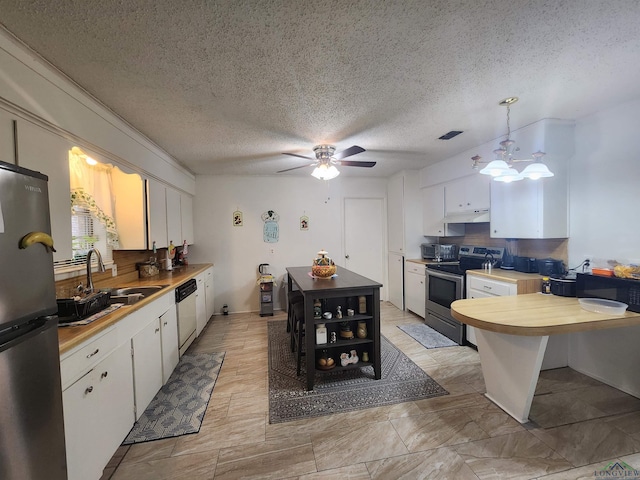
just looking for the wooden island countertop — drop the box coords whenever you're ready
[451,293,640,336]
[450,292,640,423]
[57,263,213,354]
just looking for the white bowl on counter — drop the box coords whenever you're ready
[578,298,628,315]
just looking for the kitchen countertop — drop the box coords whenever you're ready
[451,293,640,336]
[466,268,542,283]
[57,263,213,354]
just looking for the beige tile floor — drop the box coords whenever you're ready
[102,302,640,479]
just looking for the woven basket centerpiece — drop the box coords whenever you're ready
[312,249,337,278]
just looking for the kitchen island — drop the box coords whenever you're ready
[451,293,640,423]
[286,266,382,390]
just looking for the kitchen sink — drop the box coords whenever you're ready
[102,285,170,305]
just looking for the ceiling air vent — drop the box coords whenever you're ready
[438,130,463,140]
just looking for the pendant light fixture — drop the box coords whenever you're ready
[472,97,553,182]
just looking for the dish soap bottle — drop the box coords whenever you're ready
[541,276,551,294]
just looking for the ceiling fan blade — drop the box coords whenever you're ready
[277,163,315,173]
[283,152,314,161]
[333,145,365,160]
[338,160,376,168]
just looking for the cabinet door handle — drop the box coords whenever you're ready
[345,254,350,259]
[101,371,108,379]
[164,321,168,326]
[155,327,160,333]
[483,285,492,290]
[85,386,94,394]
[86,348,99,358]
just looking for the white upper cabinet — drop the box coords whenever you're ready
[180,193,194,245]
[422,185,465,237]
[111,167,146,250]
[16,120,73,262]
[445,175,490,214]
[150,184,195,249]
[147,179,168,249]
[165,187,182,247]
[0,108,16,164]
[490,119,573,239]
[387,171,422,257]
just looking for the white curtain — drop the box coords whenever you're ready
[69,149,120,248]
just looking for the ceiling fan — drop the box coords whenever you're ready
[277,145,375,179]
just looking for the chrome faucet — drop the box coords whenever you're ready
[86,248,106,293]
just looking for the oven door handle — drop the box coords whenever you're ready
[426,268,463,283]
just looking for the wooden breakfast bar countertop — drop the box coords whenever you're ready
[450,293,640,424]
[451,293,640,336]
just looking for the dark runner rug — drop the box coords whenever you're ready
[268,320,448,424]
[122,351,225,445]
[397,323,458,349]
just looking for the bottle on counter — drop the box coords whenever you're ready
[541,276,551,294]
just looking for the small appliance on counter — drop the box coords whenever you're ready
[501,238,517,270]
[537,258,565,276]
[421,243,458,261]
[514,256,538,273]
[550,273,577,297]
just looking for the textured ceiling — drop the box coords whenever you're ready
[1,0,640,177]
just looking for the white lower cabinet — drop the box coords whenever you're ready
[405,262,425,318]
[160,306,179,383]
[62,341,134,480]
[132,317,163,420]
[466,274,518,347]
[195,272,207,336]
[465,272,566,369]
[204,266,215,320]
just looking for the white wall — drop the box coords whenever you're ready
[189,175,387,313]
[567,97,640,397]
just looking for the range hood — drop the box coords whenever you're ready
[442,209,490,224]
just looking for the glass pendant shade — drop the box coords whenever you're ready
[520,162,553,180]
[479,160,510,177]
[494,168,523,183]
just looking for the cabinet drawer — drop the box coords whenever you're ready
[405,262,426,275]
[467,275,515,296]
[60,327,117,389]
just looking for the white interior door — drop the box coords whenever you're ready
[344,197,386,299]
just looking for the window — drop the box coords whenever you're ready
[54,147,118,278]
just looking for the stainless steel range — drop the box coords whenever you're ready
[425,245,505,345]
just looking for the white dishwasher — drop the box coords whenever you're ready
[175,279,197,356]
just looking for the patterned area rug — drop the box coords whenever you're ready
[122,351,225,445]
[268,320,448,424]
[398,323,457,349]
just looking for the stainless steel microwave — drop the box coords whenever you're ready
[421,243,458,261]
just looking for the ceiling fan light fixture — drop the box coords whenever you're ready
[311,163,340,180]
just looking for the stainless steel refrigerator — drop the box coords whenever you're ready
[0,160,67,479]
